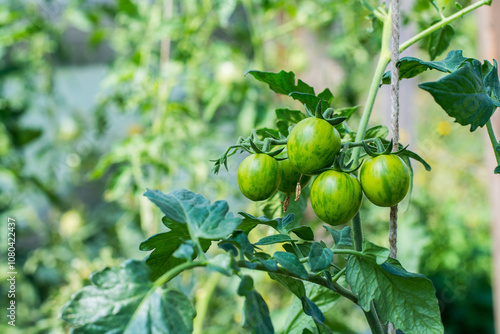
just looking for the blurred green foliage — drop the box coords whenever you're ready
[0,0,494,333]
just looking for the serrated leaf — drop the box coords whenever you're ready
[364,125,389,140]
[308,242,333,272]
[419,62,497,131]
[361,241,391,265]
[140,228,210,281]
[484,60,500,101]
[60,260,195,334]
[255,234,295,245]
[283,283,340,334]
[334,106,359,119]
[300,297,326,325]
[288,226,315,241]
[269,273,306,298]
[276,108,307,124]
[399,149,432,171]
[289,92,330,113]
[274,251,309,279]
[173,241,196,260]
[207,253,234,276]
[144,189,241,240]
[346,255,443,334]
[237,276,274,334]
[246,70,314,96]
[323,225,352,249]
[317,88,334,104]
[238,212,295,234]
[428,24,454,61]
[382,50,472,84]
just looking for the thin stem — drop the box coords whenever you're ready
[364,303,386,334]
[486,120,500,166]
[126,261,207,331]
[332,267,346,282]
[400,0,492,53]
[352,213,363,252]
[238,260,358,303]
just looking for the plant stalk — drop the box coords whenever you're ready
[486,120,500,167]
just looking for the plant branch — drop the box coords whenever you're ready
[486,119,500,167]
[400,0,492,53]
[237,260,358,303]
[352,212,364,252]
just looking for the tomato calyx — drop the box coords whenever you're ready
[362,138,409,157]
[249,138,286,158]
[303,101,347,126]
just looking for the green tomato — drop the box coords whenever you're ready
[359,155,410,207]
[310,170,362,226]
[278,159,311,194]
[287,117,341,175]
[237,154,281,201]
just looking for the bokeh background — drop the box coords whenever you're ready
[1,0,499,333]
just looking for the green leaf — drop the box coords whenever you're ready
[484,60,500,101]
[346,254,443,334]
[289,92,330,113]
[269,273,306,298]
[495,165,500,174]
[237,276,274,334]
[274,251,309,279]
[221,231,255,259]
[255,234,295,245]
[364,125,389,140]
[173,241,196,260]
[419,62,497,131]
[60,260,195,334]
[283,242,313,258]
[207,253,234,276]
[246,70,314,96]
[144,189,241,239]
[428,24,454,61]
[362,241,391,265]
[308,242,333,272]
[284,283,341,334]
[288,226,315,241]
[276,108,307,124]
[399,149,432,171]
[238,212,295,234]
[334,106,360,119]
[323,225,352,249]
[139,230,186,281]
[382,50,472,84]
[317,88,334,104]
[300,297,326,325]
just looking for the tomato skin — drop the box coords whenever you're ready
[237,154,282,201]
[359,155,410,207]
[287,118,341,175]
[278,160,311,194]
[310,170,362,226]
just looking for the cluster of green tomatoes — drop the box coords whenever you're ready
[237,116,411,226]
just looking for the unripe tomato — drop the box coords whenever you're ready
[278,160,311,195]
[310,170,362,226]
[237,154,281,201]
[287,117,341,175]
[359,155,410,207]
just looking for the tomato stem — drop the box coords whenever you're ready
[486,120,500,168]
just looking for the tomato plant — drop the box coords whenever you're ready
[360,155,410,207]
[60,1,500,334]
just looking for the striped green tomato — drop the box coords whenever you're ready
[310,170,362,226]
[278,159,311,194]
[287,117,341,175]
[359,155,410,207]
[237,154,281,201]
